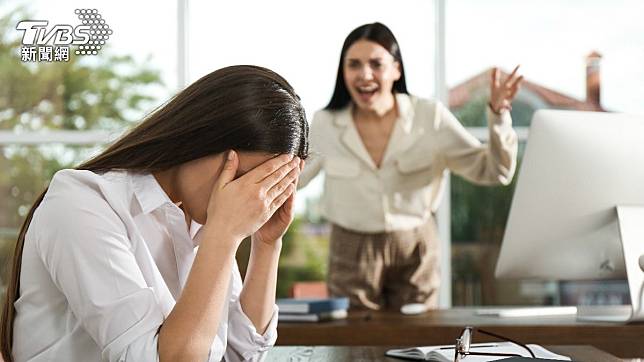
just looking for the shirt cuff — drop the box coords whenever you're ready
[227,299,279,361]
[487,107,516,143]
[487,106,511,125]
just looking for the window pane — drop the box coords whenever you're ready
[0,1,175,291]
[1,0,174,132]
[189,0,435,113]
[189,1,435,296]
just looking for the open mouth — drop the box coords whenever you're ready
[355,84,379,100]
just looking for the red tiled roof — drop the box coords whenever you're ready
[448,67,605,112]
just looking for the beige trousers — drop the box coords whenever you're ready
[327,220,441,310]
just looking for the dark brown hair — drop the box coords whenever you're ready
[0,65,308,361]
[325,22,408,110]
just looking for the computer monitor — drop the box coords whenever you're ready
[494,110,644,321]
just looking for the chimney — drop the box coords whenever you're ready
[585,51,602,106]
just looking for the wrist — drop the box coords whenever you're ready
[488,102,501,115]
[251,235,283,253]
[201,222,243,249]
[488,101,511,115]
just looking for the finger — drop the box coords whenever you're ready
[245,153,293,183]
[270,183,295,214]
[491,67,500,89]
[273,193,295,226]
[504,65,520,86]
[508,74,524,91]
[508,88,518,100]
[282,192,295,220]
[504,75,523,100]
[299,159,305,171]
[287,176,298,214]
[266,163,300,201]
[508,77,523,99]
[261,156,300,191]
[217,150,239,188]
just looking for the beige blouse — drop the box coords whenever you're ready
[298,93,518,233]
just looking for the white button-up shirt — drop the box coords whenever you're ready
[13,169,278,361]
[299,94,518,233]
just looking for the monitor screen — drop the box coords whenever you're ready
[495,110,644,280]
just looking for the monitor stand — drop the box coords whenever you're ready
[576,206,644,322]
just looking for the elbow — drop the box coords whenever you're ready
[159,330,212,362]
[498,175,513,186]
[159,342,210,362]
[497,163,516,186]
[493,149,518,186]
[470,164,515,186]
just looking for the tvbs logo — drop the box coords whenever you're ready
[17,21,91,46]
[17,9,112,62]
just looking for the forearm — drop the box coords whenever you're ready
[487,107,518,182]
[239,237,282,334]
[159,227,239,362]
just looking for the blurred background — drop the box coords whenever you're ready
[1,0,643,308]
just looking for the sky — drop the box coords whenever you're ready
[3,0,644,211]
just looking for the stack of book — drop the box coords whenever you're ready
[276,297,350,322]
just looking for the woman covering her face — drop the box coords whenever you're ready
[299,22,522,311]
[1,65,309,362]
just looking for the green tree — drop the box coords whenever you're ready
[0,8,164,288]
[450,97,528,244]
[450,96,530,305]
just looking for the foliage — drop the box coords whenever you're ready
[450,97,529,244]
[0,7,164,287]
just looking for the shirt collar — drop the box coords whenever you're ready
[333,93,415,133]
[130,172,174,214]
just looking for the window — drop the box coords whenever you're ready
[0,1,175,290]
[5,0,641,306]
[447,0,644,306]
[189,0,436,296]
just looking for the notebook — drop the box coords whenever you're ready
[276,297,349,314]
[278,309,348,322]
[385,342,571,361]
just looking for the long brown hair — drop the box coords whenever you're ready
[0,65,309,361]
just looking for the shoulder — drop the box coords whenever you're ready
[396,93,444,130]
[43,169,130,209]
[402,94,440,117]
[408,95,460,132]
[31,170,134,250]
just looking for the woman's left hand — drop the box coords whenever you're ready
[489,65,524,114]
[252,159,304,247]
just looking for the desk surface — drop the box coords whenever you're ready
[266,345,621,362]
[276,308,644,358]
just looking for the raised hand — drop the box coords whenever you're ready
[490,65,523,114]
